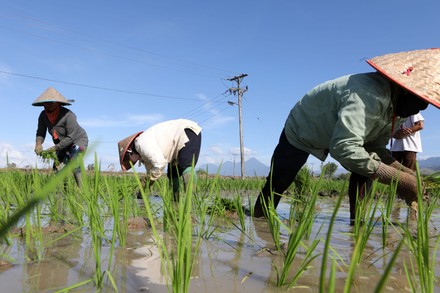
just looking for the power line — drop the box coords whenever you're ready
[0,8,237,78]
[0,70,202,101]
[180,91,230,119]
[1,69,237,127]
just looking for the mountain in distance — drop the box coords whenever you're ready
[197,156,440,177]
[418,157,440,173]
[197,157,270,177]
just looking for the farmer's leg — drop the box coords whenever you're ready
[253,129,309,218]
[167,163,180,201]
[401,151,417,172]
[348,172,369,223]
[67,145,85,188]
[177,129,202,193]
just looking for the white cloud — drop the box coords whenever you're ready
[209,146,224,155]
[229,147,256,156]
[0,142,42,168]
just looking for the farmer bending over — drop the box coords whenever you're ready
[118,119,202,200]
[253,49,440,224]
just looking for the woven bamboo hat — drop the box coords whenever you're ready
[32,87,75,106]
[118,131,143,171]
[366,48,440,109]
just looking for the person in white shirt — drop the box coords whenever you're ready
[391,113,424,171]
[118,119,202,200]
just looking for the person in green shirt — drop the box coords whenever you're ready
[253,49,440,224]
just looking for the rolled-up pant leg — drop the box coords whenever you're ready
[253,129,309,218]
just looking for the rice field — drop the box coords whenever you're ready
[1,156,440,293]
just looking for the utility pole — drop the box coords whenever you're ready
[227,73,248,179]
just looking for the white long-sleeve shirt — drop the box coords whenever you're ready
[134,119,201,180]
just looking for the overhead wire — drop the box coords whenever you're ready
[0,8,237,79]
[0,70,201,101]
[0,6,247,126]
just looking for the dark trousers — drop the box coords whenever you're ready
[254,129,309,217]
[348,172,369,222]
[392,151,417,171]
[167,129,202,180]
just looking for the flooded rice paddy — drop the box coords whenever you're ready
[1,192,440,293]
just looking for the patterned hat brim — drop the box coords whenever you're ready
[367,48,440,109]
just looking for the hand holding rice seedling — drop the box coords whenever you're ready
[38,149,59,165]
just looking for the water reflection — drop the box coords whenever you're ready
[1,196,440,292]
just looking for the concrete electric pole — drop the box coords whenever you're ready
[227,73,248,179]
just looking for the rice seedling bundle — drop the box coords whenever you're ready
[38,149,59,166]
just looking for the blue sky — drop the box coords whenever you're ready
[1,0,439,173]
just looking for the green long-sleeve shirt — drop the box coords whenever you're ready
[284,72,404,177]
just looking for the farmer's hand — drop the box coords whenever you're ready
[374,162,418,205]
[46,146,57,153]
[389,160,416,176]
[393,127,413,139]
[35,137,44,155]
[34,144,43,155]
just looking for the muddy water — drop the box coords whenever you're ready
[1,196,440,292]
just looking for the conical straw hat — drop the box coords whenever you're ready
[367,48,440,109]
[32,87,74,106]
[118,131,143,171]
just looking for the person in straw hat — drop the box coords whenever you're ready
[118,118,202,200]
[252,48,440,225]
[33,87,88,187]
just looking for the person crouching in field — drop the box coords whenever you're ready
[253,48,440,225]
[33,87,88,187]
[118,119,202,200]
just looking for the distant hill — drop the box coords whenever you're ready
[418,157,440,173]
[197,157,270,177]
[197,156,440,177]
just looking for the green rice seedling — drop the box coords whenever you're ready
[103,174,126,271]
[192,171,222,240]
[373,238,405,292]
[52,279,95,293]
[198,192,222,240]
[352,180,380,245]
[402,166,439,292]
[274,178,322,288]
[343,186,378,292]
[293,166,312,202]
[354,201,380,264]
[171,167,201,293]
[262,191,282,251]
[233,194,246,231]
[423,170,440,191]
[290,172,324,241]
[135,162,203,293]
[78,154,117,290]
[0,164,72,241]
[319,192,343,293]
[380,179,398,248]
[38,149,60,166]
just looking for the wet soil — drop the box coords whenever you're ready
[1,197,440,292]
